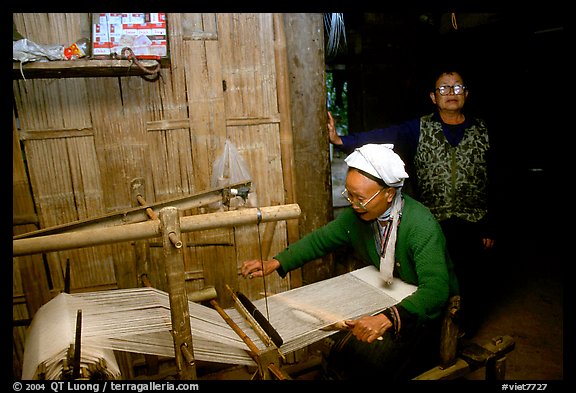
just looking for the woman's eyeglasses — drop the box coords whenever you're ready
[341,188,384,210]
[436,84,466,96]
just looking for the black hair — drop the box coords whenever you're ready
[428,63,468,91]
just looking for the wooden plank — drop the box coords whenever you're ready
[182,13,218,41]
[413,358,472,380]
[18,127,94,141]
[13,59,166,79]
[218,14,278,119]
[147,119,190,131]
[226,116,281,126]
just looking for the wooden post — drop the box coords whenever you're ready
[273,13,301,290]
[281,13,334,281]
[486,356,507,380]
[279,13,333,366]
[440,295,461,368]
[160,207,196,380]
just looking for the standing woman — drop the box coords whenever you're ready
[241,144,459,379]
[329,69,496,337]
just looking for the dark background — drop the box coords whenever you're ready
[326,9,566,244]
[324,10,567,381]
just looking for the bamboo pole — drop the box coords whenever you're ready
[13,204,301,256]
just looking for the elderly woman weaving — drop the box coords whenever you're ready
[241,144,459,379]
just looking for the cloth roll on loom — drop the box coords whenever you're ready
[22,266,416,379]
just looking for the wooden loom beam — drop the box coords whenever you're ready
[13,180,252,240]
[13,203,300,379]
[13,204,301,256]
[209,299,290,380]
[160,207,197,380]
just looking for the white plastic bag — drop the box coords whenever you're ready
[210,140,257,209]
[13,38,66,63]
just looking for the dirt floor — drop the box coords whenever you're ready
[460,243,563,381]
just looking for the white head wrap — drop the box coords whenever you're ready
[344,144,408,285]
[344,144,408,187]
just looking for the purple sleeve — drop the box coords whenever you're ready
[337,118,421,156]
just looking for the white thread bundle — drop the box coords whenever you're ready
[22,266,416,379]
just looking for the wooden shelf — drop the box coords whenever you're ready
[13,58,169,79]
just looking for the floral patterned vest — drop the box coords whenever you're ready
[414,113,489,222]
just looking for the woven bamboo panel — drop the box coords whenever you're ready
[12,12,297,375]
[13,12,295,300]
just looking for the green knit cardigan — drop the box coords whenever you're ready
[274,194,459,323]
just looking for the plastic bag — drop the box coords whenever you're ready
[63,38,90,60]
[13,37,90,63]
[13,38,66,63]
[210,140,257,210]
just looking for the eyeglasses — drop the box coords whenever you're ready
[435,84,466,96]
[341,188,385,210]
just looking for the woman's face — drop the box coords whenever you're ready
[430,72,468,112]
[344,169,395,221]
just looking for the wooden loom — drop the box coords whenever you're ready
[21,266,417,380]
[15,181,302,379]
[16,179,515,380]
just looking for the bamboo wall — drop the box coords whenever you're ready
[12,13,322,378]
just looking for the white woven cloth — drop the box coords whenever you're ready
[22,267,416,378]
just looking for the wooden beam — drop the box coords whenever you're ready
[13,181,251,240]
[413,335,515,380]
[160,207,197,379]
[13,59,169,79]
[412,358,472,380]
[13,204,301,256]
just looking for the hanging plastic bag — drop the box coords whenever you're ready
[210,140,257,210]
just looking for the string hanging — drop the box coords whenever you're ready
[451,12,458,30]
[255,208,271,322]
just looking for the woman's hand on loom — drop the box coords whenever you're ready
[241,259,280,279]
[345,314,392,343]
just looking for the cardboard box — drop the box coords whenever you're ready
[91,13,168,60]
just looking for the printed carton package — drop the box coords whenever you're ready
[91,13,168,59]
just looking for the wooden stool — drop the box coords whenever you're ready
[413,295,515,380]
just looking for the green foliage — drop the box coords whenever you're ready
[326,71,348,136]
